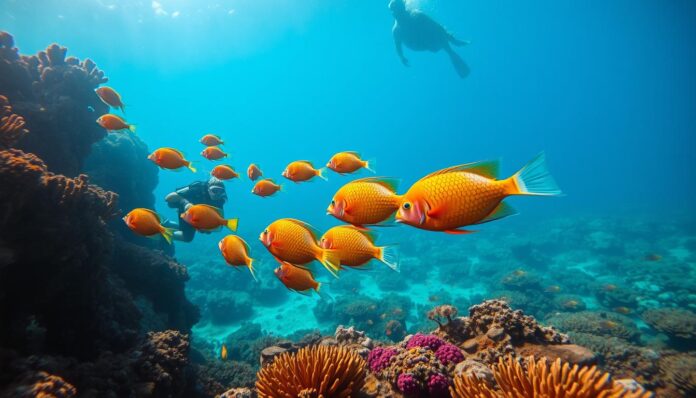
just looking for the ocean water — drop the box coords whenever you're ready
[2,0,695,392]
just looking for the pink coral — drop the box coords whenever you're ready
[435,343,464,366]
[368,346,398,373]
[428,373,450,397]
[406,333,445,351]
[397,373,419,395]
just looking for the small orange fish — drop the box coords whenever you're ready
[327,151,375,174]
[123,208,173,244]
[274,261,327,298]
[221,344,228,360]
[219,235,256,281]
[260,218,340,277]
[148,148,196,172]
[282,161,326,183]
[599,320,618,330]
[200,134,224,146]
[181,204,238,232]
[644,253,662,262]
[396,153,561,234]
[252,179,282,197]
[247,164,263,181]
[562,300,580,310]
[614,306,632,315]
[602,284,618,292]
[211,165,239,180]
[545,285,561,293]
[327,177,401,228]
[319,225,398,271]
[96,114,135,133]
[95,86,125,113]
[201,146,228,161]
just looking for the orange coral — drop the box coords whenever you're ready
[255,345,366,398]
[451,356,652,398]
[0,95,28,148]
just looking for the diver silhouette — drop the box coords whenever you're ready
[390,0,470,79]
[164,177,227,242]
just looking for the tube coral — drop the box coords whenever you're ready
[255,345,366,398]
[450,356,653,398]
[0,95,27,148]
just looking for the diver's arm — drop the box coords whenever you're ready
[393,25,408,66]
[165,191,192,210]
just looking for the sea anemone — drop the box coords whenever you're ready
[450,356,652,398]
[255,345,366,398]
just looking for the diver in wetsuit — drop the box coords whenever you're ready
[164,177,227,242]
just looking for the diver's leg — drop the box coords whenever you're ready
[176,221,195,243]
[445,44,470,79]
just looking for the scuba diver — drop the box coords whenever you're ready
[164,176,227,242]
[389,0,471,79]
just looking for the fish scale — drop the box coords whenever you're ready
[332,179,400,225]
[323,227,376,266]
[269,219,321,265]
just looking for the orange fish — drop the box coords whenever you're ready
[319,225,398,271]
[644,253,662,262]
[259,218,340,277]
[221,344,228,360]
[282,161,327,183]
[602,284,618,292]
[95,86,125,113]
[247,164,263,181]
[396,153,561,234]
[201,146,228,161]
[327,151,375,174]
[148,147,196,172]
[96,114,135,133]
[614,306,632,315]
[327,177,401,228]
[123,208,173,244]
[219,235,256,281]
[181,204,238,232]
[200,134,224,146]
[252,179,282,197]
[545,285,561,293]
[211,165,239,180]
[274,261,328,298]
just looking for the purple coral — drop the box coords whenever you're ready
[406,333,444,351]
[367,347,398,373]
[435,343,464,365]
[397,373,420,395]
[427,373,450,397]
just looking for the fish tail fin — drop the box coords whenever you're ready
[365,158,377,173]
[247,257,258,282]
[187,162,197,173]
[315,283,333,301]
[318,249,341,278]
[377,245,400,272]
[510,152,562,196]
[316,167,328,181]
[120,105,126,115]
[161,227,174,245]
[128,124,136,134]
[225,218,239,232]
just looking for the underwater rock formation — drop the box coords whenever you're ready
[546,311,640,342]
[1,370,77,398]
[642,308,696,350]
[0,95,28,148]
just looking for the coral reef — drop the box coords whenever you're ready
[1,371,77,398]
[546,311,640,342]
[450,356,652,398]
[255,345,366,398]
[642,308,696,350]
[0,95,28,148]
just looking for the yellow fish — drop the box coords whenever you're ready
[221,344,228,360]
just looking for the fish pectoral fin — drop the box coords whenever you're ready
[476,202,518,224]
[444,229,477,235]
[270,241,283,249]
[426,203,446,219]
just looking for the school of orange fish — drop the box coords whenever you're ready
[97,86,562,298]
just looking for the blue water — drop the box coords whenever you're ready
[3,0,695,352]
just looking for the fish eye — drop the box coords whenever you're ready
[330,200,335,206]
[403,202,411,210]
[263,229,269,235]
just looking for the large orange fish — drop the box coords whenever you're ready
[200,134,224,146]
[181,204,238,232]
[95,87,125,113]
[327,177,401,228]
[396,153,561,234]
[148,147,196,172]
[327,151,374,174]
[320,225,398,271]
[211,165,239,180]
[219,235,256,281]
[96,114,135,133]
[259,218,340,277]
[274,260,329,299]
[201,146,228,160]
[123,208,173,244]
[252,179,282,197]
[247,164,263,181]
[282,161,327,182]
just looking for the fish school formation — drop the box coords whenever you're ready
[96,86,562,298]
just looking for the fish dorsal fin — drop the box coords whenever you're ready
[166,147,186,159]
[198,204,224,217]
[296,160,314,167]
[344,151,361,158]
[142,208,161,222]
[424,160,500,180]
[238,237,251,254]
[476,202,518,224]
[354,226,378,243]
[286,218,321,240]
[357,177,400,193]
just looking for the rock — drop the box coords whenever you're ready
[219,387,255,398]
[361,337,374,349]
[518,343,596,366]
[454,360,494,384]
[260,346,289,367]
[614,379,647,393]
[486,327,506,341]
[319,337,338,346]
[462,338,479,353]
